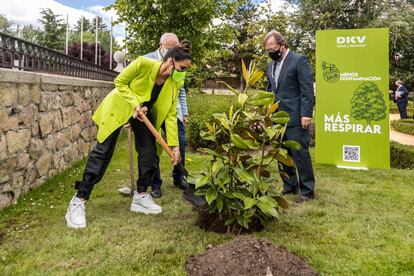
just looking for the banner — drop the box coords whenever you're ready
[315,28,390,169]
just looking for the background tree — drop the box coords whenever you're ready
[17,25,41,43]
[107,0,232,59]
[0,14,15,34]
[287,0,414,86]
[74,17,92,32]
[36,8,65,51]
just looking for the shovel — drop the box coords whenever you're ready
[117,124,136,196]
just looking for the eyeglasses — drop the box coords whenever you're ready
[265,45,281,53]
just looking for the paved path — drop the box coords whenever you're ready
[389,114,414,146]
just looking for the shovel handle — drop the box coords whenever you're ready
[139,113,175,161]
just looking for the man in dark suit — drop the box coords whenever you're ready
[264,30,315,202]
[394,80,409,119]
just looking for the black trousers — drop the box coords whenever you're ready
[75,116,159,200]
[279,126,315,198]
[397,101,408,119]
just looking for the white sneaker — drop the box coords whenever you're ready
[65,194,86,229]
[130,192,162,214]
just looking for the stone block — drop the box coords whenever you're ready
[17,153,30,169]
[62,107,72,128]
[29,138,44,159]
[45,134,57,151]
[35,151,51,176]
[72,124,82,141]
[31,85,41,104]
[0,134,6,161]
[39,94,53,112]
[61,92,74,106]
[18,84,30,106]
[0,193,13,209]
[53,110,63,132]
[0,156,17,180]
[0,83,18,107]
[24,162,38,188]
[73,93,83,107]
[41,83,58,92]
[57,132,67,148]
[18,104,38,126]
[6,129,31,154]
[0,175,9,184]
[71,109,81,124]
[39,112,54,137]
[52,95,62,110]
[0,109,19,130]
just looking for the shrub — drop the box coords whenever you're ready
[391,119,414,135]
[193,60,291,234]
[390,142,414,169]
[389,101,413,114]
[187,93,237,149]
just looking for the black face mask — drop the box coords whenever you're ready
[269,49,283,62]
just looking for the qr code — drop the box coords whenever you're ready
[343,145,360,162]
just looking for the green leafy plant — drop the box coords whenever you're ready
[193,60,298,234]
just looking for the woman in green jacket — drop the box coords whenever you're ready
[65,47,191,229]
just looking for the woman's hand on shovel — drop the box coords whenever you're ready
[171,146,181,166]
[133,105,148,121]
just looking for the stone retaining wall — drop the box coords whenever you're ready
[0,68,114,209]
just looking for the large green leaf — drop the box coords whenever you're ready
[248,91,274,107]
[238,93,248,107]
[195,175,209,189]
[234,168,255,184]
[271,111,290,124]
[275,195,289,209]
[216,81,239,95]
[243,197,257,209]
[283,140,302,151]
[216,196,224,212]
[206,187,218,204]
[256,202,279,217]
[198,148,225,159]
[231,134,250,149]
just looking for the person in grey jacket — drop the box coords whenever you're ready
[144,33,190,197]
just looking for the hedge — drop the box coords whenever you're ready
[187,93,237,149]
[391,119,414,135]
[390,142,414,169]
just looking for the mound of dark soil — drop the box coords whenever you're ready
[186,236,318,276]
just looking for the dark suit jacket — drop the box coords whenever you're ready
[266,51,314,127]
[395,85,408,103]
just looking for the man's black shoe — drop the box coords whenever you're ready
[173,178,189,190]
[151,189,162,198]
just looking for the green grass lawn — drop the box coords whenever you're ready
[1,131,413,275]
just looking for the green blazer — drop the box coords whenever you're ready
[92,56,182,147]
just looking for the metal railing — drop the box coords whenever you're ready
[0,32,118,82]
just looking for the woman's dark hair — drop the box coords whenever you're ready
[163,47,191,62]
[181,39,191,53]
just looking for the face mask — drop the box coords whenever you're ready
[269,49,283,62]
[172,69,186,82]
[160,48,169,58]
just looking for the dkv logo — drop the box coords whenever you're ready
[336,36,366,48]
